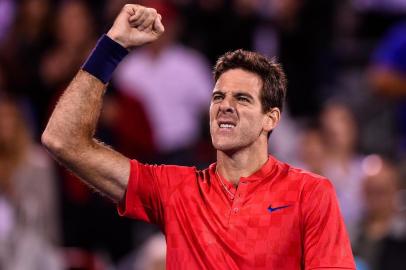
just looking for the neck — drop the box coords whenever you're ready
[216,142,269,186]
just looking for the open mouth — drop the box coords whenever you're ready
[218,121,236,129]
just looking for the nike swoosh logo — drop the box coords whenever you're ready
[268,205,291,213]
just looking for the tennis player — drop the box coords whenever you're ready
[42,4,356,269]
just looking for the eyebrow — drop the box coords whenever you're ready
[212,90,255,100]
[212,90,224,97]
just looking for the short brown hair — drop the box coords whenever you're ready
[213,49,287,113]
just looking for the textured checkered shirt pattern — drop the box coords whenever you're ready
[118,156,355,269]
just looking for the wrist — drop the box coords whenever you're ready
[81,34,129,84]
[106,30,128,49]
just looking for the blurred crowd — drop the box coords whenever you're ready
[0,0,405,269]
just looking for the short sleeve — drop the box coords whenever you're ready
[301,177,356,270]
[117,160,195,228]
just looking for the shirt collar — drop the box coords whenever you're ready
[209,155,277,183]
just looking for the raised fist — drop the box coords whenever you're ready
[107,4,165,49]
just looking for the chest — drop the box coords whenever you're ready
[164,180,303,269]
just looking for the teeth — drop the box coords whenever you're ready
[220,124,235,129]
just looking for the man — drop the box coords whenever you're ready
[42,4,355,269]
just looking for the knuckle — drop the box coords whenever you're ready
[146,8,157,16]
[123,4,137,13]
[123,4,132,10]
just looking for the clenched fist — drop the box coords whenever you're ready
[107,4,165,49]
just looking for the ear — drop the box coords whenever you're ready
[263,107,281,133]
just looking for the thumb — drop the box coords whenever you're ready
[153,15,165,35]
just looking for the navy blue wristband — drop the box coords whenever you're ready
[82,34,129,84]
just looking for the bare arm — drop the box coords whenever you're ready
[42,4,164,203]
[42,71,128,202]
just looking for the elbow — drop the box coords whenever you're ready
[41,129,91,158]
[41,130,66,156]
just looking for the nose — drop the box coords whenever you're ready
[219,96,235,114]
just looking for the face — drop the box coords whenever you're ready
[22,0,49,22]
[321,104,357,151]
[57,1,93,45]
[210,69,276,153]
[300,129,325,173]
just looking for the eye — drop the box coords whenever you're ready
[237,96,250,103]
[212,94,223,102]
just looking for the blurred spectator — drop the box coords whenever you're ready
[268,109,302,165]
[354,0,406,13]
[296,125,326,175]
[0,59,9,92]
[353,0,406,57]
[181,0,258,65]
[97,88,156,162]
[368,21,406,157]
[355,257,371,270]
[60,166,134,264]
[277,0,339,117]
[369,22,406,97]
[0,97,62,269]
[114,0,212,165]
[0,0,15,45]
[353,156,406,270]
[319,102,365,239]
[41,0,97,90]
[118,233,166,270]
[133,233,166,270]
[1,0,53,134]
